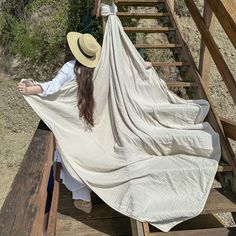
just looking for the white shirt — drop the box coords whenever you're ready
[37,59,77,97]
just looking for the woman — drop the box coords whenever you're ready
[17,32,153,214]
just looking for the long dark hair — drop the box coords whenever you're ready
[74,60,95,128]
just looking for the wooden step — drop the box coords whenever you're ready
[149,227,236,236]
[57,183,132,235]
[203,188,236,214]
[124,27,175,33]
[117,12,169,18]
[166,81,197,88]
[116,0,164,6]
[152,61,191,67]
[142,214,226,235]
[135,43,182,49]
[57,215,132,236]
[217,162,233,172]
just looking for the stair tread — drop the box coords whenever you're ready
[124,27,175,33]
[203,188,236,214]
[217,162,233,172]
[135,43,182,48]
[117,0,164,6]
[117,0,164,2]
[166,81,197,87]
[117,12,169,17]
[152,61,191,66]
[149,227,236,236]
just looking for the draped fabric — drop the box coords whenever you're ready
[22,3,221,232]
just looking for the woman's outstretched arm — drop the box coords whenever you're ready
[17,61,73,96]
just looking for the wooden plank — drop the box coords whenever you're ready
[57,182,132,235]
[143,222,150,236]
[217,163,233,172]
[47,162,61,236]
[130,219,145,236]
[124,27,175,33]
[166,81,197,88]
[56,215,132,236]
[165,0,236,169]
[171,214,224,230]
[203,188,236,214]
[116,0,164,6]
[183,0,236,105]
[206,0,236,49]
[149,227,236,236]
[58,182,124,220]
[117,12,169,18]
[198,0,215,91]
[0,121,54,236]
[58,199,125,220]
[147,214,224,232]
[220,117,236,141]
[134,43,182,49]
[168,0,174,11]
[152,61,190,67]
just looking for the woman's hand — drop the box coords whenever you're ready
[17,79,43,95]
[145,61,152,69]
[17,82,28,95]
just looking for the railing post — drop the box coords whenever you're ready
[198,0,215,91]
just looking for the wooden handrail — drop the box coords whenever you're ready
[184,0,236,105]
[0,121,54,236]
[165,0,236,168]
[198,0,215,91]
[206,0,236,49]
[47,162,61,236]
[220,117,236,141]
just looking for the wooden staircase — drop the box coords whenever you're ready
[0,0,236,235]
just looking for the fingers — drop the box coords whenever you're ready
[17,82,27,94]
[145,61,152,69]
[17,83,26,89]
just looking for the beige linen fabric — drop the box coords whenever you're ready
[22,3,221,232]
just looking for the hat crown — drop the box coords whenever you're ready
[67,32,101,68]
[79,34,100,57]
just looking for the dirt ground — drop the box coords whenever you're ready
[0,70,39,206]
[0,1,236,227]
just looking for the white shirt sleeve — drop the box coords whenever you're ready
[54,145,62,163]
[36,62,73,97]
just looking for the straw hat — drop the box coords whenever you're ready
[67,32,101,68]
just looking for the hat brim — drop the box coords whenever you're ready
[67,32,101,68]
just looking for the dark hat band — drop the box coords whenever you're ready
[77,38,94,59]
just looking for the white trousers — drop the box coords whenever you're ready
[54,146,92,201]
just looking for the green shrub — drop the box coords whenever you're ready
[0,0,103,64]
